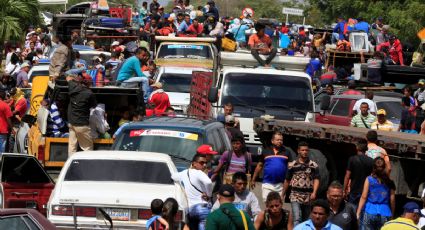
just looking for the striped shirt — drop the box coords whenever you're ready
[105,58,122,70]
[47,103,66,137]
[219,151,251,174]
[351,113,376,128]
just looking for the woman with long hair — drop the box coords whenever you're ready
[356,157,395,230]
[162,198,179,230]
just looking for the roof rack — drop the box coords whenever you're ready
[220,51,310,71]
[155,36,217,43]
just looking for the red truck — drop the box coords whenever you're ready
[0,153,54,216]
[316,94,403,128]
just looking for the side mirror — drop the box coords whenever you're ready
[320,95,331,111]
[21,114,36,126]
[208,87,218,103]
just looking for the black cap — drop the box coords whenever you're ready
[219,184,235,197]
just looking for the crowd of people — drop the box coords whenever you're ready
[1,1,425,229]
[144,129,425,230]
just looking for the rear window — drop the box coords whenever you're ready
[64,159,173,184]
[1,156,51,183]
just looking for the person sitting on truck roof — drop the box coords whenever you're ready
[320,66,337,86]
[248,23,277,67]
[186,18,204,36]
[371,109,395,132]
[350,102,377,129]
[117,47,151,102]
[342,80,362,95]
[377,34,404,66]
[178,14,192,34]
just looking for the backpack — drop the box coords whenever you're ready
[224,151,251,174]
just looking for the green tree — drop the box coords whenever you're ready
[0,0,41,43]
[307,0,425,45]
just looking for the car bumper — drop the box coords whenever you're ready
[51,218,147,229]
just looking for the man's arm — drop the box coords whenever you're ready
[350,117,357,127]
[249,193,261,218]
[343,170,352,197]
[250,162,263,189]
[398,47,404,66]
[311,178,319,201]
[282,179,290,201]
[133,59,145,78]
[382,149,391,175]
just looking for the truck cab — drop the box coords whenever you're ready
[154,36,219,74]
[153,66,212,114]
[209,67,315,147]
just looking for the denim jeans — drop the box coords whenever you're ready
[119,77,150,103]
[361,212,390,230]
[291,202,310,226]
[0,134,7,153]
[332,32,341,44]
[188,203,211,230]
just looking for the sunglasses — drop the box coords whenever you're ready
[197,161,207,165]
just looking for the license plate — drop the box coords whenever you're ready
[104,208,131,221]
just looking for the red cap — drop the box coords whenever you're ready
[197,144,218,155]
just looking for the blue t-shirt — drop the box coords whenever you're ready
[146,215,161,229]
[261,147,291,184]
[354,21,369,33]
[306,58,322,78]
[279,33,290,48]
[231,25,249,43]
[294,219,342,230]
[117,56,145,81]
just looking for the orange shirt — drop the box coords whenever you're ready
[248,34,272,49]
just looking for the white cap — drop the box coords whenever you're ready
[21,62,31,68]
[111,41,120,46]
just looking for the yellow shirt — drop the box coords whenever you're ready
[370,120,395,131]
[381,217,419,230]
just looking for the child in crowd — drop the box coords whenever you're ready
[146,199,169,230]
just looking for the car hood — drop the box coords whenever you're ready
[54,182,185,208]
[167,92,190,106]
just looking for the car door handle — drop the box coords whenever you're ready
[11,192,38,196]
[323,118,329,122]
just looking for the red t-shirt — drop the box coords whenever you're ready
[0,100,13,134]
[14,98,27,118]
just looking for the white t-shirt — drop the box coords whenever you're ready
[5,63,20,75]
[172,168,212,208]
[353,98,377,114]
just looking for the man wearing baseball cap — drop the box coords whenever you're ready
[197,144,217,176]
[371,109,395,131]
[381,201,421,230]
[205,184,255,230]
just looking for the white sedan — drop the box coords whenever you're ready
[47,151,188,229]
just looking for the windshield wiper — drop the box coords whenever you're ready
[163,55,185,59]
[263,105,307,115]
[186,55,206,59]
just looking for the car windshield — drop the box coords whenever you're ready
[113,129,202,162]
[158,44,212,59]
[160,73,192,93]
[377,101,402,120]
[64,159,173,184]
[221,73,313,112]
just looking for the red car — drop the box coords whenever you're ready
[0,153,55,216]
[316,94,402,128]
[0,208,56,229]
